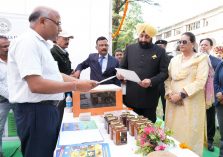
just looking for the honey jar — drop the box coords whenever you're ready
[126,114,135,130]
[120,113,128,127]
[134,121,145,140]
[104,113,113,129]
[105,116,118,131]
[108,120,120,134]
[110,123,123,140]
[113,125,127,145]
[128,117,139,136]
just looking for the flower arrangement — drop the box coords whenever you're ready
[135,121,175,156]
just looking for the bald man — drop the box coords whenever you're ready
[117,23,169,123]
[7,6,97,157]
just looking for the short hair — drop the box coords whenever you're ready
[0,35,7,40]
[114,49,123,53]
[199,38,213,46]
[28,7,51,22]
[28,11,42,22]
[96,36,108,44]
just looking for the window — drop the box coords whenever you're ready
[164,31,171,38]
[186,21,200,31]
[174,27,181,35]
[156,34,162,39]
[203,19,208,27]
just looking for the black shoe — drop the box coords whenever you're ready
[208,143,214,152]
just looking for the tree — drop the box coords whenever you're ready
[112,0,158,53]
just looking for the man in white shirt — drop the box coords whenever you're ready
[0,35,14,157]
[7,6,97,157]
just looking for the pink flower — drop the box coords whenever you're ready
[141,133,147,139]
[144,126,154,135]
[140,139,145,145]
[157,128,166,140]
[155,145,166,151]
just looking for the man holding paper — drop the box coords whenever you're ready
[117,23,169,123]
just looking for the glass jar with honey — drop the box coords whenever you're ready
[119,113,128,127]
[108,120,120,135]
[105,116,118,131]
[126,114,135,130]
[113,125,127,145]
[104,113,113,129]
[128,117,139,136]
[134,121,145,140]
[110,123,123,140]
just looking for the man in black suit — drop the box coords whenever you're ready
[200,38,221,152]
[155,39,173,120]
[51,30,74,125]
[74,36,120,86]
[51,30,74,75]
[117,23,169,123]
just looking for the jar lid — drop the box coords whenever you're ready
[130,117,139,122]
[104,113,113,118]
[136,121,145,125]
[107,116,117,121]
[137,115,144,119]
[110,120,120,125]
[127,114,135,118]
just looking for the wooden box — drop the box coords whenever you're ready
[72,84,123,117]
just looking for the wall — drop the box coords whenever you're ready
[0,0,111,79]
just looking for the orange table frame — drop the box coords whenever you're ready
[72,89,123,117]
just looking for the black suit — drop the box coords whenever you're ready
[158,54,173,120]
[121,43,169,122]
[51,45,73,126]
[207,55,221,145]
[51,45,73,75]
[75,53,120,86]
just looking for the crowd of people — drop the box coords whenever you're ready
[0,5,223,157]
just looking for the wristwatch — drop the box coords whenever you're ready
[180,92,187,99]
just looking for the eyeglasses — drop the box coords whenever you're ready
[0,45,9,48]
[177,40,190,45]
[44,17,61,27]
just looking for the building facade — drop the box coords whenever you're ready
[156,6,223,53]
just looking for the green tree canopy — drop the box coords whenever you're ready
[112,0,158,53]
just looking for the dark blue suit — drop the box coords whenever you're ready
[210,55,221,70]
[207,55,221,145]
[75,53,120,86]
[214,61,223,155]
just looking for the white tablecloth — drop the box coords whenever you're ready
[54,112,199,157]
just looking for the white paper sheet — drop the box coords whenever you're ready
[115,68,141,83]
[96,75,116,85]
[92,84,121,91]
[59,129,104,146]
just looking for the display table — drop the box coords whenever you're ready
[54,112,199,157]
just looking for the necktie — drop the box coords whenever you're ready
[99,56,105,68]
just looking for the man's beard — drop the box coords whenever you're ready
[138,40,153,49]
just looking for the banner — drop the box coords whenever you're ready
[0,12,29,40]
